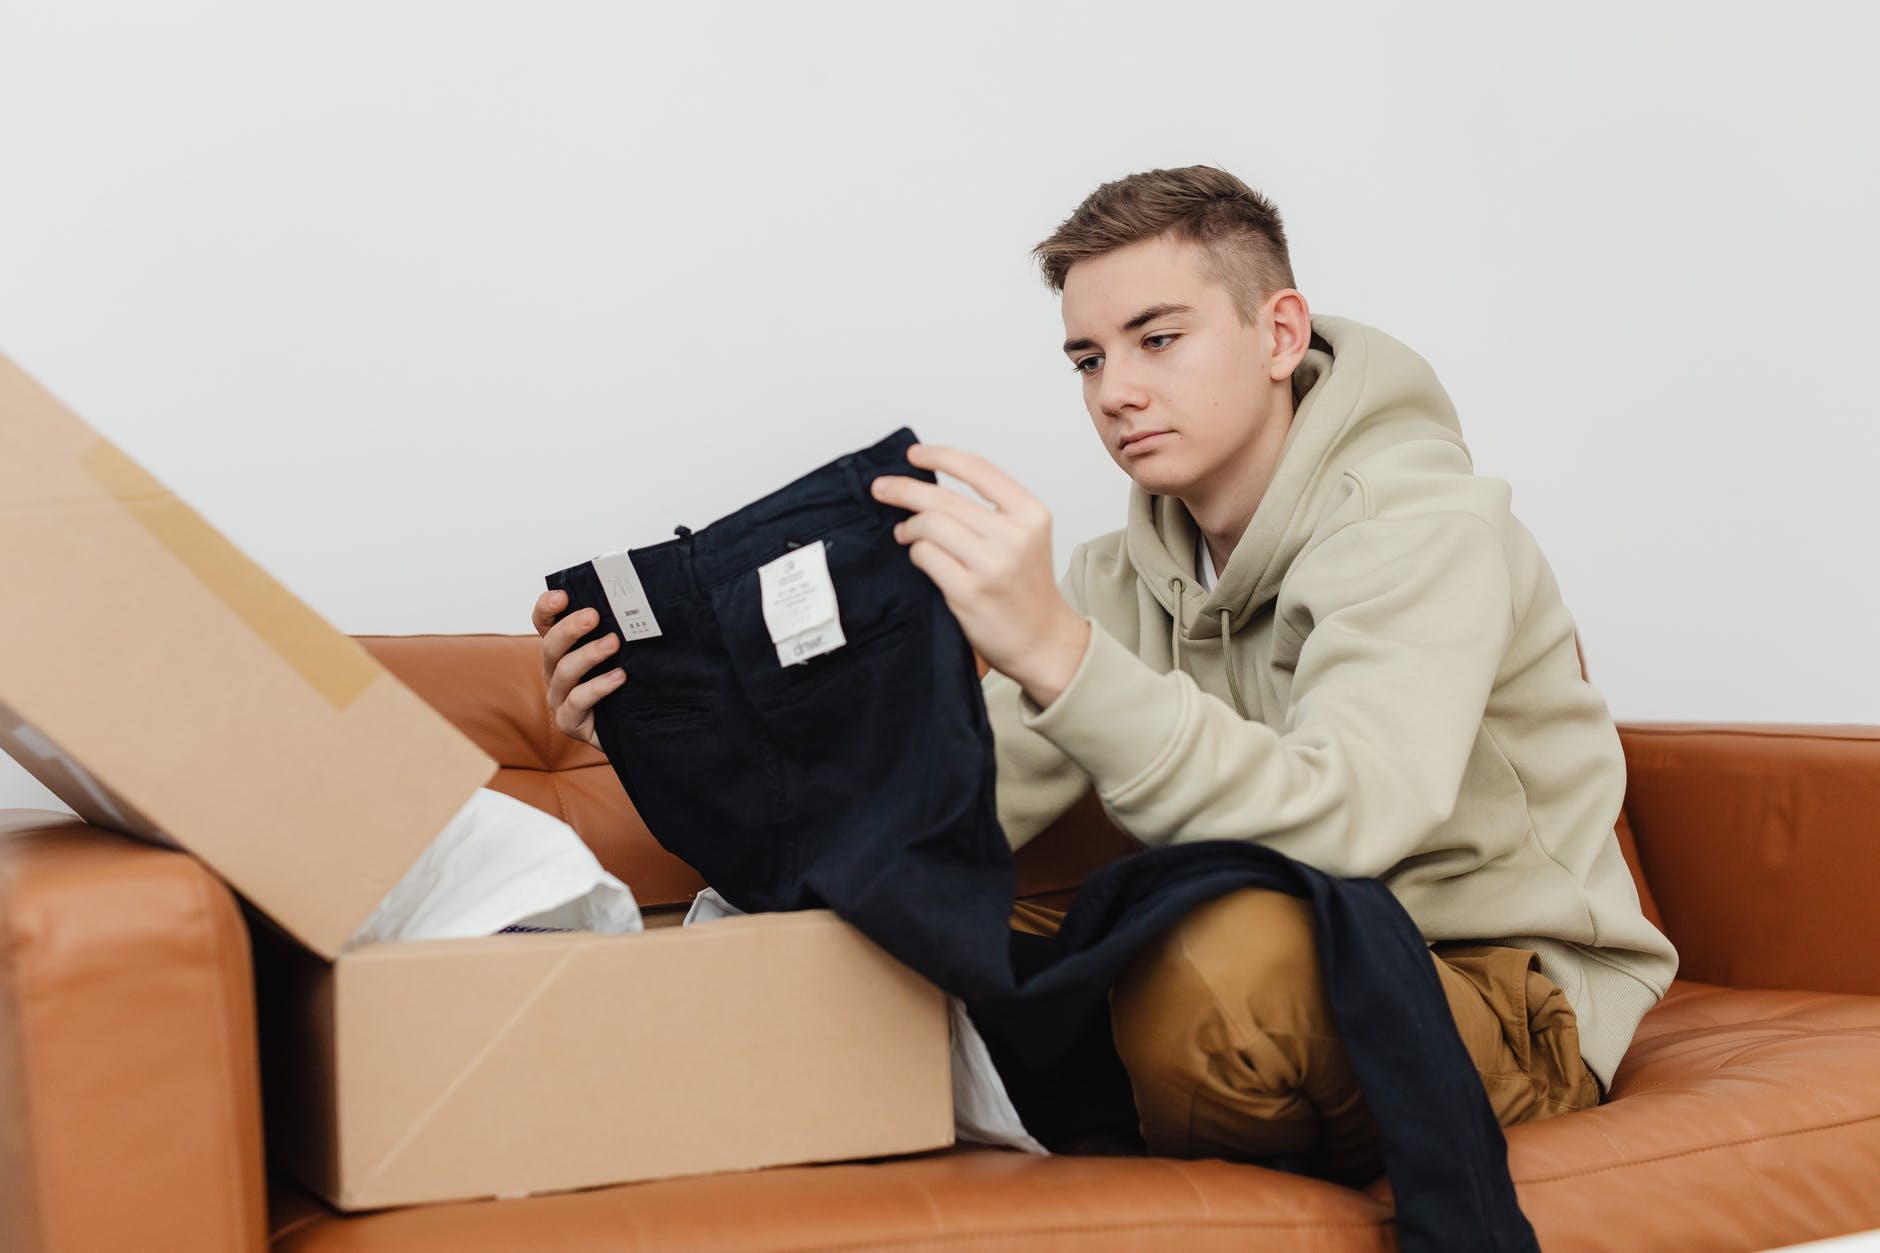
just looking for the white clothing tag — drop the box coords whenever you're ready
[775,614,847,667]
[757,540,839,643]
[590,549,663,641]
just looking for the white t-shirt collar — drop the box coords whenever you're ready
[1195,528,1218,591]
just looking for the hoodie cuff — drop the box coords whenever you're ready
[1016,619,1188,793]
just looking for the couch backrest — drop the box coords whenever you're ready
[355,631,1662,927]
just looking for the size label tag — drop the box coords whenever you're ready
[758,540,847,666]
[757,540,839,643]
[775,615,847,667]
[590,550,663,641]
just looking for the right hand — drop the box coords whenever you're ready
[532,588,626,751]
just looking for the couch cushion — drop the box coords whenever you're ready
[355,633,710,909]
[1374,980,1880,1251]
[269,980,1880,1252]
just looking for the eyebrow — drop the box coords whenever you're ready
[1062,302,1196,356]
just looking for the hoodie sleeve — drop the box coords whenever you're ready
[1013,511,1514,878]
[981,545,1096,854]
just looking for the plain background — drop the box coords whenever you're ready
[2,1,1875,814]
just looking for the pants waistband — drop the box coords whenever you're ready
[624,425,921,603]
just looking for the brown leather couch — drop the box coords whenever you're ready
[3,631,1877,1252]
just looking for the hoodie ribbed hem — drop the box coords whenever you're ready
[1519,937,1669,1096]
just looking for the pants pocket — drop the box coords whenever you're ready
[1430,942,1601,1125]
[708,517,930,718]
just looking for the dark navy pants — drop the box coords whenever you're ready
[544,427,1538,1253]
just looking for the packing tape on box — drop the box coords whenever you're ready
[79,438,380,711]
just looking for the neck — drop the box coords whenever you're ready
[1179,391,1294,577]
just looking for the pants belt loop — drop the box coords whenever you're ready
[673,524,700,597]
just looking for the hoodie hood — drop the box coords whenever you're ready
[1125,314,1474,656]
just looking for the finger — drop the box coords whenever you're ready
[871,474,1010,540]
[547,628,621,708]
[533,588,567,637]
[905,443,1038,515]
[540,606,600,687]
[557,667,627,734]
[895,510,1002,575]
[905,536,973,603]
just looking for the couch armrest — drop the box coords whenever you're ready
[1617,722,1880,996]
[0,810,267,1253]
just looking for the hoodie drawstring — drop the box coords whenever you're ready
[1221,607,1245,717]
[1168,577,1185,671]
[1167,576,1247,718]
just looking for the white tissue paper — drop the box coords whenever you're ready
[682,884,1047,1155]
[344,787,643,951]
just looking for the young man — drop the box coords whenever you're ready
[534,165,1677,1184]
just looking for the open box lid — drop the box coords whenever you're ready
[0,353,497,959]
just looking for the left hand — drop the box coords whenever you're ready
[869,443,1091,708]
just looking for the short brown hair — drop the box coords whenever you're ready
[1029,165,1296,326]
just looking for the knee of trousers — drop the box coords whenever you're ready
[1108,886,1335,1097]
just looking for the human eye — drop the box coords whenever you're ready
[1069,355,1100,375]
[1145,332,1178,350]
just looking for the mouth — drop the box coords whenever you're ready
[1119,430,1174,456]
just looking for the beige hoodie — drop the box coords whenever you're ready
[982,313,1677,1095]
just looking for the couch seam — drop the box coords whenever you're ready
[910,1178,947,1237]
[484,763,610,775]
[0,877,47,1253]
[548,773,575,827]
[1517,1109,1880,1185]
[1709,1026,1880,1069]
[755,1213,1392,1253]
[1144,1157,1217,1217]
[1619,726,1880,743]
[187,864,257,1246]
[268,1202,330,1244]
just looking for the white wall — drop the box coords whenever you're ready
[3,1,1875,814]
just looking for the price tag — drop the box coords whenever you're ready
[590,550,663,641]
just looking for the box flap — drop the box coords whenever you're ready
[0,353,497,958]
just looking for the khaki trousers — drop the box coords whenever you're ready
[1009,887,1603,1184]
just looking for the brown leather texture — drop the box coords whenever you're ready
[4,630,1877,1251]
[0,812,268,1253]
[355,633,711,910]
[1617,721,1880,995]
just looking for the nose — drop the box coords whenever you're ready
[1096,363,1149,423]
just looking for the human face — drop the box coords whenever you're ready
[1059,233,1284,501]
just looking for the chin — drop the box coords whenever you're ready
[1119,459,1196,497]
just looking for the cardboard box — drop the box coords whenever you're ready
[0,353,955,1211]
[0,355,496,958]
[249,906,954,1210]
